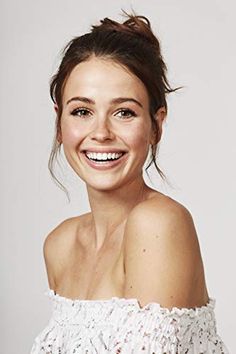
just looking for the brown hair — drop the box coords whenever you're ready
[48,10,182,199]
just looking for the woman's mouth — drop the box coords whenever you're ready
[81,151,128,170]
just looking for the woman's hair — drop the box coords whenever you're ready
[48,9,182,199]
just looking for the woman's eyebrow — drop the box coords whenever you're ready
[111,97,143,108]
[66,96,143,108]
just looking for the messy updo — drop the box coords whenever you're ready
[49,10,182,198]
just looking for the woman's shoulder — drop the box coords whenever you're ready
[123,192,208,308]
[42,213,91,289]
[132,191,193,223]
[44,212,90,245]
[126,191,198,254]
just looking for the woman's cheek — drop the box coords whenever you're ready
[61,124,83,147]
[125,126,150,152]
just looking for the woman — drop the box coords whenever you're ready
[30,11,229,354]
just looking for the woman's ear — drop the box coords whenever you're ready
[56,128,62,144]
[150,106,167,145]
[54,104,62,144]
[54,104,58,113]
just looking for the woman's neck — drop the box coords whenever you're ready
[85,177,152,251]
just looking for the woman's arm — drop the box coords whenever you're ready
[123,196,209,309]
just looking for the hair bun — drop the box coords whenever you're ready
[122,14,157,46]
[92,11,158,47]
[123,14,151,31]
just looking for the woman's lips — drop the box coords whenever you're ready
[82,151,128,170]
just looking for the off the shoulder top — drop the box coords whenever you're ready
[30,289,229,354]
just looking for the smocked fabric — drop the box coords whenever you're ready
[30,289,229,354]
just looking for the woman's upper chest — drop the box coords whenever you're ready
[54,217,126,299]
[67,232,124,279]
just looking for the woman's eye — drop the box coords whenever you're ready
[70,107,136,119]
[115,109,137,119]
[70,108,91,117]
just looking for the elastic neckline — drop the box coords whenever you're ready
[46,288,216,313]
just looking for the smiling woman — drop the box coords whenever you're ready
[30,9,229,354]
[56,57,161,184]
[47,12,177,197]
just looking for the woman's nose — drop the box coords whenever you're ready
[90,119,115,141]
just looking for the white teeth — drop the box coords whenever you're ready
[85,151,124,161]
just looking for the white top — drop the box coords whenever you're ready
[30,289,229,354]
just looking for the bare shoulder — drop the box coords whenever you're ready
[43,213,90,289]
[124,193,209,308]
[125,193,196,241]
[133,191,192,218]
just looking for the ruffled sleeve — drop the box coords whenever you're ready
[110,297,229,353]
[30,290,229,354]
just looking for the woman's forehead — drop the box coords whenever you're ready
[62,57,149,107]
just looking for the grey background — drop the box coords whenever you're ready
[0,0,235,353]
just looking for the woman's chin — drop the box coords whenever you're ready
[84,177,124,192]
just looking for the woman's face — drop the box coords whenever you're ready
[57,56,164,191]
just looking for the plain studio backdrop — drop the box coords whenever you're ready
[0,0,235,353]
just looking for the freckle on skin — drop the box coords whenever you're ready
[130,286,133,289]
[142,249,146,252]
